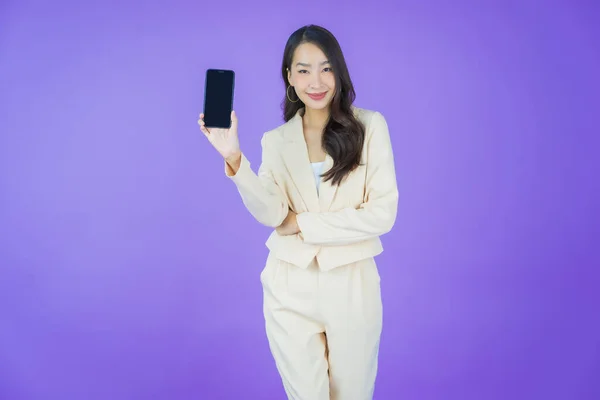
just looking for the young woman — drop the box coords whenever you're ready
[199,24,398,400]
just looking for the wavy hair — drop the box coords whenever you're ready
[281,25,365,186]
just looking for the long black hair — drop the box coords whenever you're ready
[281,25,365,186]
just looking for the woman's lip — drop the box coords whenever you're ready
[307,92,327,99]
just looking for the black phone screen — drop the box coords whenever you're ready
[203,69,235,128]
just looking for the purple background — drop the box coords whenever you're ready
[1,0,599,399]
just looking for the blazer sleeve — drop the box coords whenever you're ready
[296,111,399,246]
[226,133,289,228]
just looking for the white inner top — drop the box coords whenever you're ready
[311,161,325,194]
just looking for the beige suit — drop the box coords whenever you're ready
[226,107,398,399]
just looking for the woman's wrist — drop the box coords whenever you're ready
[225,151,242,174]
[225,150,241,163]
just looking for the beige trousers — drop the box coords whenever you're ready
[260,253,383,400]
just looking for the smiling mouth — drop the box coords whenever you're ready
[307,92,327,100]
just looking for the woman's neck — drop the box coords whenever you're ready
[302,107,330,132]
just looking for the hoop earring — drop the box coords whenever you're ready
[287,85,300,103]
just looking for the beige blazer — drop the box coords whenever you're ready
[225,107,398,272]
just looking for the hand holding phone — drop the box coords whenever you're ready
[198,68,241,164]
[198,109,240,162]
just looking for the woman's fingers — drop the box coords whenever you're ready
[198,114,210,137]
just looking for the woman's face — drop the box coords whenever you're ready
[287,42,336,111]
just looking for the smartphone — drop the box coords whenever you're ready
[203,69,235,129]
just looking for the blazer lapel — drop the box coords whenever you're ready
[318,153,339,211]
[280,111,320,212]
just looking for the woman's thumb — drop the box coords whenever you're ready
[231,110,238,128]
